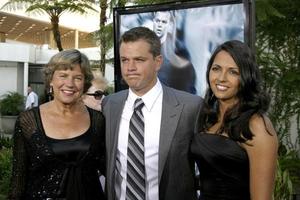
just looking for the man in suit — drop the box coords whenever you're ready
[102,26,202,200]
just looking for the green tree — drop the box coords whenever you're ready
[256,0,300,151]
[2,0,96,51]
[92,0,126,75]
[256,0,300,198]
[99,0,109,74]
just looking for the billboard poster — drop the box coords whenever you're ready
[114,0,254,97]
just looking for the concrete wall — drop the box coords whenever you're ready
[0,42,33,62]
[16,62,24,94]
[0,43,114,98]
[0,61,20,96]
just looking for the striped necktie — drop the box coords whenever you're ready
[126,98,145,200]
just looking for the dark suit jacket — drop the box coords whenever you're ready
[102,85,202,200]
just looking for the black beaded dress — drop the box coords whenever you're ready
[8,106,106,200]
[191,133,250,200]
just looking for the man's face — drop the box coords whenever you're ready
[153,12,170,39]
[27,87,32,94]
[120,40,162,96]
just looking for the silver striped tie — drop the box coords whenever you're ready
[126,98,145,200]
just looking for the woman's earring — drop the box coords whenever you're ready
[49,85,53,94]
[46,85,54,101]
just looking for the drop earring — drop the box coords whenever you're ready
[49,85,53,94]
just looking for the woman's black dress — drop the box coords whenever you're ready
[191,133,250,200]
[9,106,106,200]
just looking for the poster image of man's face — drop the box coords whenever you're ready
[153,12,171,39]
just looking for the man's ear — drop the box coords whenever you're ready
[155,55,163,71]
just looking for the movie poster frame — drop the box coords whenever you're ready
[113,0,255,94]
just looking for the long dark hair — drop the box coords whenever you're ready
[198,40,270,142]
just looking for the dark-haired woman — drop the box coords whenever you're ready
[9,49,106,200]
[191,40,278,200]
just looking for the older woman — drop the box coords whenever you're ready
[191,40,278,200]
[9,49,106,200]
[83,76,108,111]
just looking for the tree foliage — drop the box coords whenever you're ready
[256,0,300,198]
[256,0,300,150]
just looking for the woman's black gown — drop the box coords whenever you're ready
[191,133,250,200]
[9,106,106,200]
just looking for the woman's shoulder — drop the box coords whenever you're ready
[86,106,103,114]
[246,114,278,148]
[18,106,39,122]
[15,106,41,138]
[249,114,276,136]
[86,106,105,122]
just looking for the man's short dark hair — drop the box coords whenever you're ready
[120,27,161,57]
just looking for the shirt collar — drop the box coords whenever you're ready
[128,79,162,112]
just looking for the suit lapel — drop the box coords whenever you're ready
[109,98,125,153]
[109,91,128,160]
[107,91,128,197]
[158,87,183,183]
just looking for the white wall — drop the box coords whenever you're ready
[34,48,58,64]
[0,43,115,97]
[105,63,115,86]
[0,43,33,62]
[0,62,19,97]
[0,43,103,63]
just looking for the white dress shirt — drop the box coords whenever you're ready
[25,91,38,110]
[116,80,163,200]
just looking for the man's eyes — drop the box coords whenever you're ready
[136,58,145,62]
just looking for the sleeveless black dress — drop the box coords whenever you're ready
[9,106,106,200]
[191,133,250,200]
